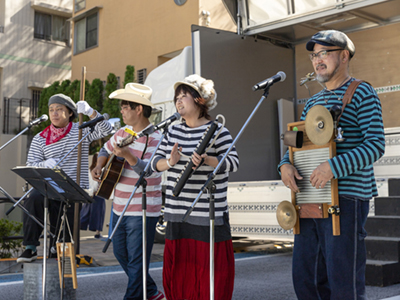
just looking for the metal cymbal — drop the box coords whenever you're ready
[305,105,333,145]
[276,201,297,230]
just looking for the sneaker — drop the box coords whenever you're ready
[17,249,38,263]
[94,234,102,239]
[148,291,166,300]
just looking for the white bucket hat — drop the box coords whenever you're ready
[174,74,217,111]
[109,83,154,108]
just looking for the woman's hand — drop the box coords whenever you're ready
[192,152,205,169]
[169,143,181,166]
[192,152,218,169]
[76,101,94,117]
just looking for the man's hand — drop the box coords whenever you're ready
[310,161,334,189]
[112,143,136,163]
[91,165,102,182]
[280,164,303,193]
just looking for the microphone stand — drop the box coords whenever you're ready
[0,121,40,152]
[0,122,55,239]
[102,126,167,300]
[182,86,272,300]
[0,187,52,237]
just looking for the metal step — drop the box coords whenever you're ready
[365,236,400,261]
[366,259,400,287]
[365,216,400,237]
[374,196,400,216]
[389,178,400,196]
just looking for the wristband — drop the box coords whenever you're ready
[166,159,174,168]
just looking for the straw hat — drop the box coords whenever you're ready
[109,83,154,108]
[174,74,217,111]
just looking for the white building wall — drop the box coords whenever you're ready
[0,0,72,220]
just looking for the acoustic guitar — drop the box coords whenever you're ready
[96,129,137,199]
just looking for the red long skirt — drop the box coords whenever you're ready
[163,238,235,300]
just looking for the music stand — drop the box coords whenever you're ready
[12,166,93,300]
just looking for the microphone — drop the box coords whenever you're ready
[29,114,48,127]
[79,113,110,129]
[252,71,286,91]
[153,112,180,131]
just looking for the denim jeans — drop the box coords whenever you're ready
[112,213,158,300]
[292,196,369,300]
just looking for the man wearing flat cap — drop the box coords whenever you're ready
[18,94,112,263]
[91,83,165,300]
[278,30,385,299]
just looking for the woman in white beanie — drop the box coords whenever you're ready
[152,75,239,300]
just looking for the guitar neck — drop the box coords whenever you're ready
[100,154,116,180]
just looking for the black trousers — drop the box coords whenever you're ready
[22,189,75,253]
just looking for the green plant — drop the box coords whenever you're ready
[87,78,106,154]
[0,219,23,259]
[123,65,135,87]
[103,73,123,125]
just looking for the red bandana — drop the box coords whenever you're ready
[40,122,72,145]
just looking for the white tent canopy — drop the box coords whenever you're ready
[144,46,193,105]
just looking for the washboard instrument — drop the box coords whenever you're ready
[288,105,340,236]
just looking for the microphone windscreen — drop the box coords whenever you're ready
[277,71,286,82]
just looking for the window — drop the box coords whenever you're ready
[31,90,42,120]
[75,0,86,12]
[74,13,98,54]
[137,69,147,84]
[34,11,70,43]
[3,97,31,134]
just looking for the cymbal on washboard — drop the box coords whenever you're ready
[305,105,333,145]
[276,201,297,230]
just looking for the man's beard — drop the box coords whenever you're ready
[315,59,340,83]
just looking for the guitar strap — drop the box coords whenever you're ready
[140,134,149,160]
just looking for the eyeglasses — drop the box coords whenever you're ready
[309,49,343,61]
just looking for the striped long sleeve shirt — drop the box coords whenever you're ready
[278,78,385,200]
[27,113,112,189]
[103,124,163,217]
[152,121,239,226]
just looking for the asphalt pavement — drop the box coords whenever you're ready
[1,237,400,299]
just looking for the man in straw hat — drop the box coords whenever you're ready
[17,95,112,263]
[91,83,165,300]
[278,30,385,299]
